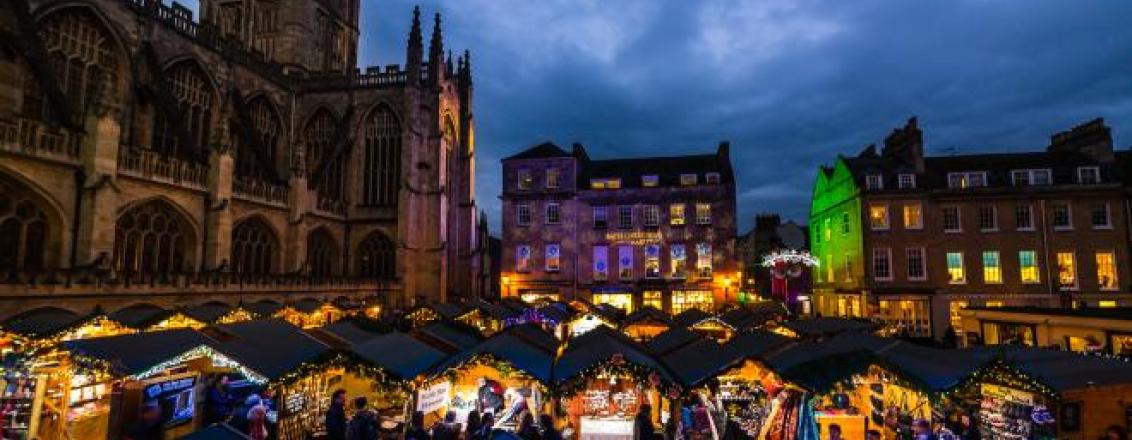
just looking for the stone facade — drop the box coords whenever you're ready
[500,142,739,314]
[0,0,483,318]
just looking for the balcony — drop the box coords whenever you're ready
[0,118,82,165]
[118,147,208,190]
[233,176,289,207]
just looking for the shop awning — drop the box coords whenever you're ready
[352,332,447,381]
[2,306,86,339]
[208,320,331,382]
[107,303,173,329]
[779,317,878,338]
[415,320,484,353]
[243,300,285,318]
[184,302,235,324]
[555,326,676,385]
[433,302,473,320]
[673,309,711,327]
[318,318,386,346]
[645,326,703,356]
[61,328,216,377]
[661,338,743,388]
[182,423,252,440]
[431,325,556,384]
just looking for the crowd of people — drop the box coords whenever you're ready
[204,375,279,440]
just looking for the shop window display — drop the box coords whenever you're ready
[592,293,634,314]
[978,383,1056,440]
[671,291,713,314]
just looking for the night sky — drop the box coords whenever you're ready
[188,1,1132,233]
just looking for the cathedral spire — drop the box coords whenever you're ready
[462,49,472,85]
[447,50,454,75]
[428,12,444,85]
[406,6,423,83]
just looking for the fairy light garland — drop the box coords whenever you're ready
[131,345,269,384]
[556,354,680,398]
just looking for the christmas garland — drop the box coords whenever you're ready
[439,352,536,385]
[556,353,681,399]
[270,352,413,395]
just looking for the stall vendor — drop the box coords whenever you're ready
[476,378,504,415]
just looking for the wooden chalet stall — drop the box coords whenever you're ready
[620,307,673,342]
[1,307,135,354]
[277,299,344,329]
[348,332,448,434]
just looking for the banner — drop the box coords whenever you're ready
[417,381,451,413]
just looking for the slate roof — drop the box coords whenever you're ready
[433,302,473,320]
[184,302,235,323]
[555,326,675,385]
[2,307,85,338]
[503,142,571,160]
[243,300,285,317]
[210,320,331,381]
[291,298,325,314]
[719,302,789,329]
[725,331,793,359]
[969,345,1132,392]
[580,152,733,189]
[645,326,703,356]
[351,332,447,381]
[505,323,560,353]
[107,304,173,329]
[62,328,215,377]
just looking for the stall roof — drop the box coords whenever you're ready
[779,317,878,338]
[661,339,743,388]
[673,309,711,327]
[319,319,385,345]
[352,332,447,381]
[645,326,703,356]
[107,304,173,329]
[592,303,626,322]
[415,320,484,353]
[2,307,85,338]
[184,302,235,323]
[720,302,788,329]
[725,331,793,359]
[243,300,285,317]
[622,306,673,327]
[535,302,577,323]
[973,345,1132,392]
[61,328,215,377]
[555,326,675,385]
[433,302,473,320]
[505,323,560,353]
[291,298,326,314]
[431,326,556,384]
[182,423,252,440]
[209,320,331,381]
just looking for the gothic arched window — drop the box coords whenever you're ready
[231,218,277,275]
[236,96,282,180]
[361,105,401,207]
[304,109,344,202]
[114,200,195,275]
[0,176,50,272]
[153,61,214,155]
[28,8,119,120]
[307,228,338,277]
[356,231,395,280]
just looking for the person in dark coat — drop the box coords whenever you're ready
[325,389,348,440]
[465,410,482,440]
[515,412,539,440]
[633,404,655,440]
[121,404,164,440]
[406,411,432,440]
[205,376,234,424]
[539,414,562,440]
[346,397,378,440]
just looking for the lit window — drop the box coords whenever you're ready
[680,174,698,186]
[593,206,608,229]
[591,178,622,189]
[869,204,890,230]
[671,290,713,314]
[978,206,997,231]
[592,293,633,314]
[670,204,686,226]
[1015,205,1034,230]
[593,246,608,281]
[1057,252,1077,290]
[670,244,687,279]
[898,174,916,189]
[865,174,883,190]
[903,203,923,229]
[949,301,968,336]
[516,204,531,226]
[841,212,851,235]
[516,245,531,272]
[643,205,660,227]
[843,253,853,282]
[1052,203,1072,229]
[618,246,633,279]
[696,243,713,278]
[947,172,987,189]
[705,172,721,184]
[642,175,659,187]
[946,252,965,284]
[645,245,661,279]
[824,218,832,241]
[695,203,712,225]
[546,244,561,272]
[546,203,560,224]
[546,168,560,189]
[1011,169,1052,186]
[617,205,633,229]
[942,206,961,232]
[982,251,1002,284]
[642,291,663,310]
[1019,250,1040,283]
[906,247,926,280]
[518,169,533,190]
[1099,300,1118,308]
[1077,166,1100,185]
[825,254,834,283]
[1097,252,1118,290]
[1091,203,1111,228]
[872,247,892,281]
[985,301,1005,308]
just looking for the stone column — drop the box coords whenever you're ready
[204,148,234,270]
[75,109,122,266]
[287,140,310,274]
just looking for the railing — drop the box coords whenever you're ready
[305,69,408,91]
[0,118,82,163]
[233,177,289,206]
[0,267,397,295]
[118,147,208,190]
[317,196,348,216]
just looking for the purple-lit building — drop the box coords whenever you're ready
[500,142,739,314]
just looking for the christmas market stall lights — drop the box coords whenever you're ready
[276,299,345,329]
[620,306,674,342]
[422,324,557,432]
[347,332,449,434]
[687,315,737,343]
[565,312,618,338]
[554,326,680,439]
[1,307,137,354]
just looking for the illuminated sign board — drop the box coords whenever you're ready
[605,231,663,245]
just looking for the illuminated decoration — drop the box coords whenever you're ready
[270,352,412,394]
[761,250,820,268]
[58,316,137,342]
[69,344,271,385]
[605,231,662,246]
[439,352,542,385]
[276,303,346,328]
[689,317,736,343]
[762,250,818,303]
[556,353,680,398]
[215,308,255,325]
[567,313,616,337]
[147,313,207,331]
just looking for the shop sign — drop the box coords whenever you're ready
[144,377,195,399]
[605,231,662,245]
[417,381,451,413]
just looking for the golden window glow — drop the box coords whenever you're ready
[903,203,923,229]
[1096,252,1118,290]
[590,178,621,189]
[946,252,965,284]
[695,203,712,225]
[1057,252,1077,289]
[592,293,634,313]
[985,300,1005,308]
[671,290,713,314]
[1099,300,1118,308]
[982,251,1002,284]
[869,205,890,230]
[642,291,663,310]
[670,204,686,226]
[949,301,968,335]
[1019,250,1040,283]
[670,244,687,278]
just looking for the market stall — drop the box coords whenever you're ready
[565,312,618,338]
[183,302,254,326]
[555,326,680,440]
[688,316,737,343]
[278,299,344,329]
[1,308,136,354]
[620,307,673,342]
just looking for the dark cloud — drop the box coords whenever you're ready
[190,0,1132,233]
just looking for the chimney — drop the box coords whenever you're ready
[1048,118,1114,163]
[882,117,925,173]
[717,141,730,161]
[571,142,589,162]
